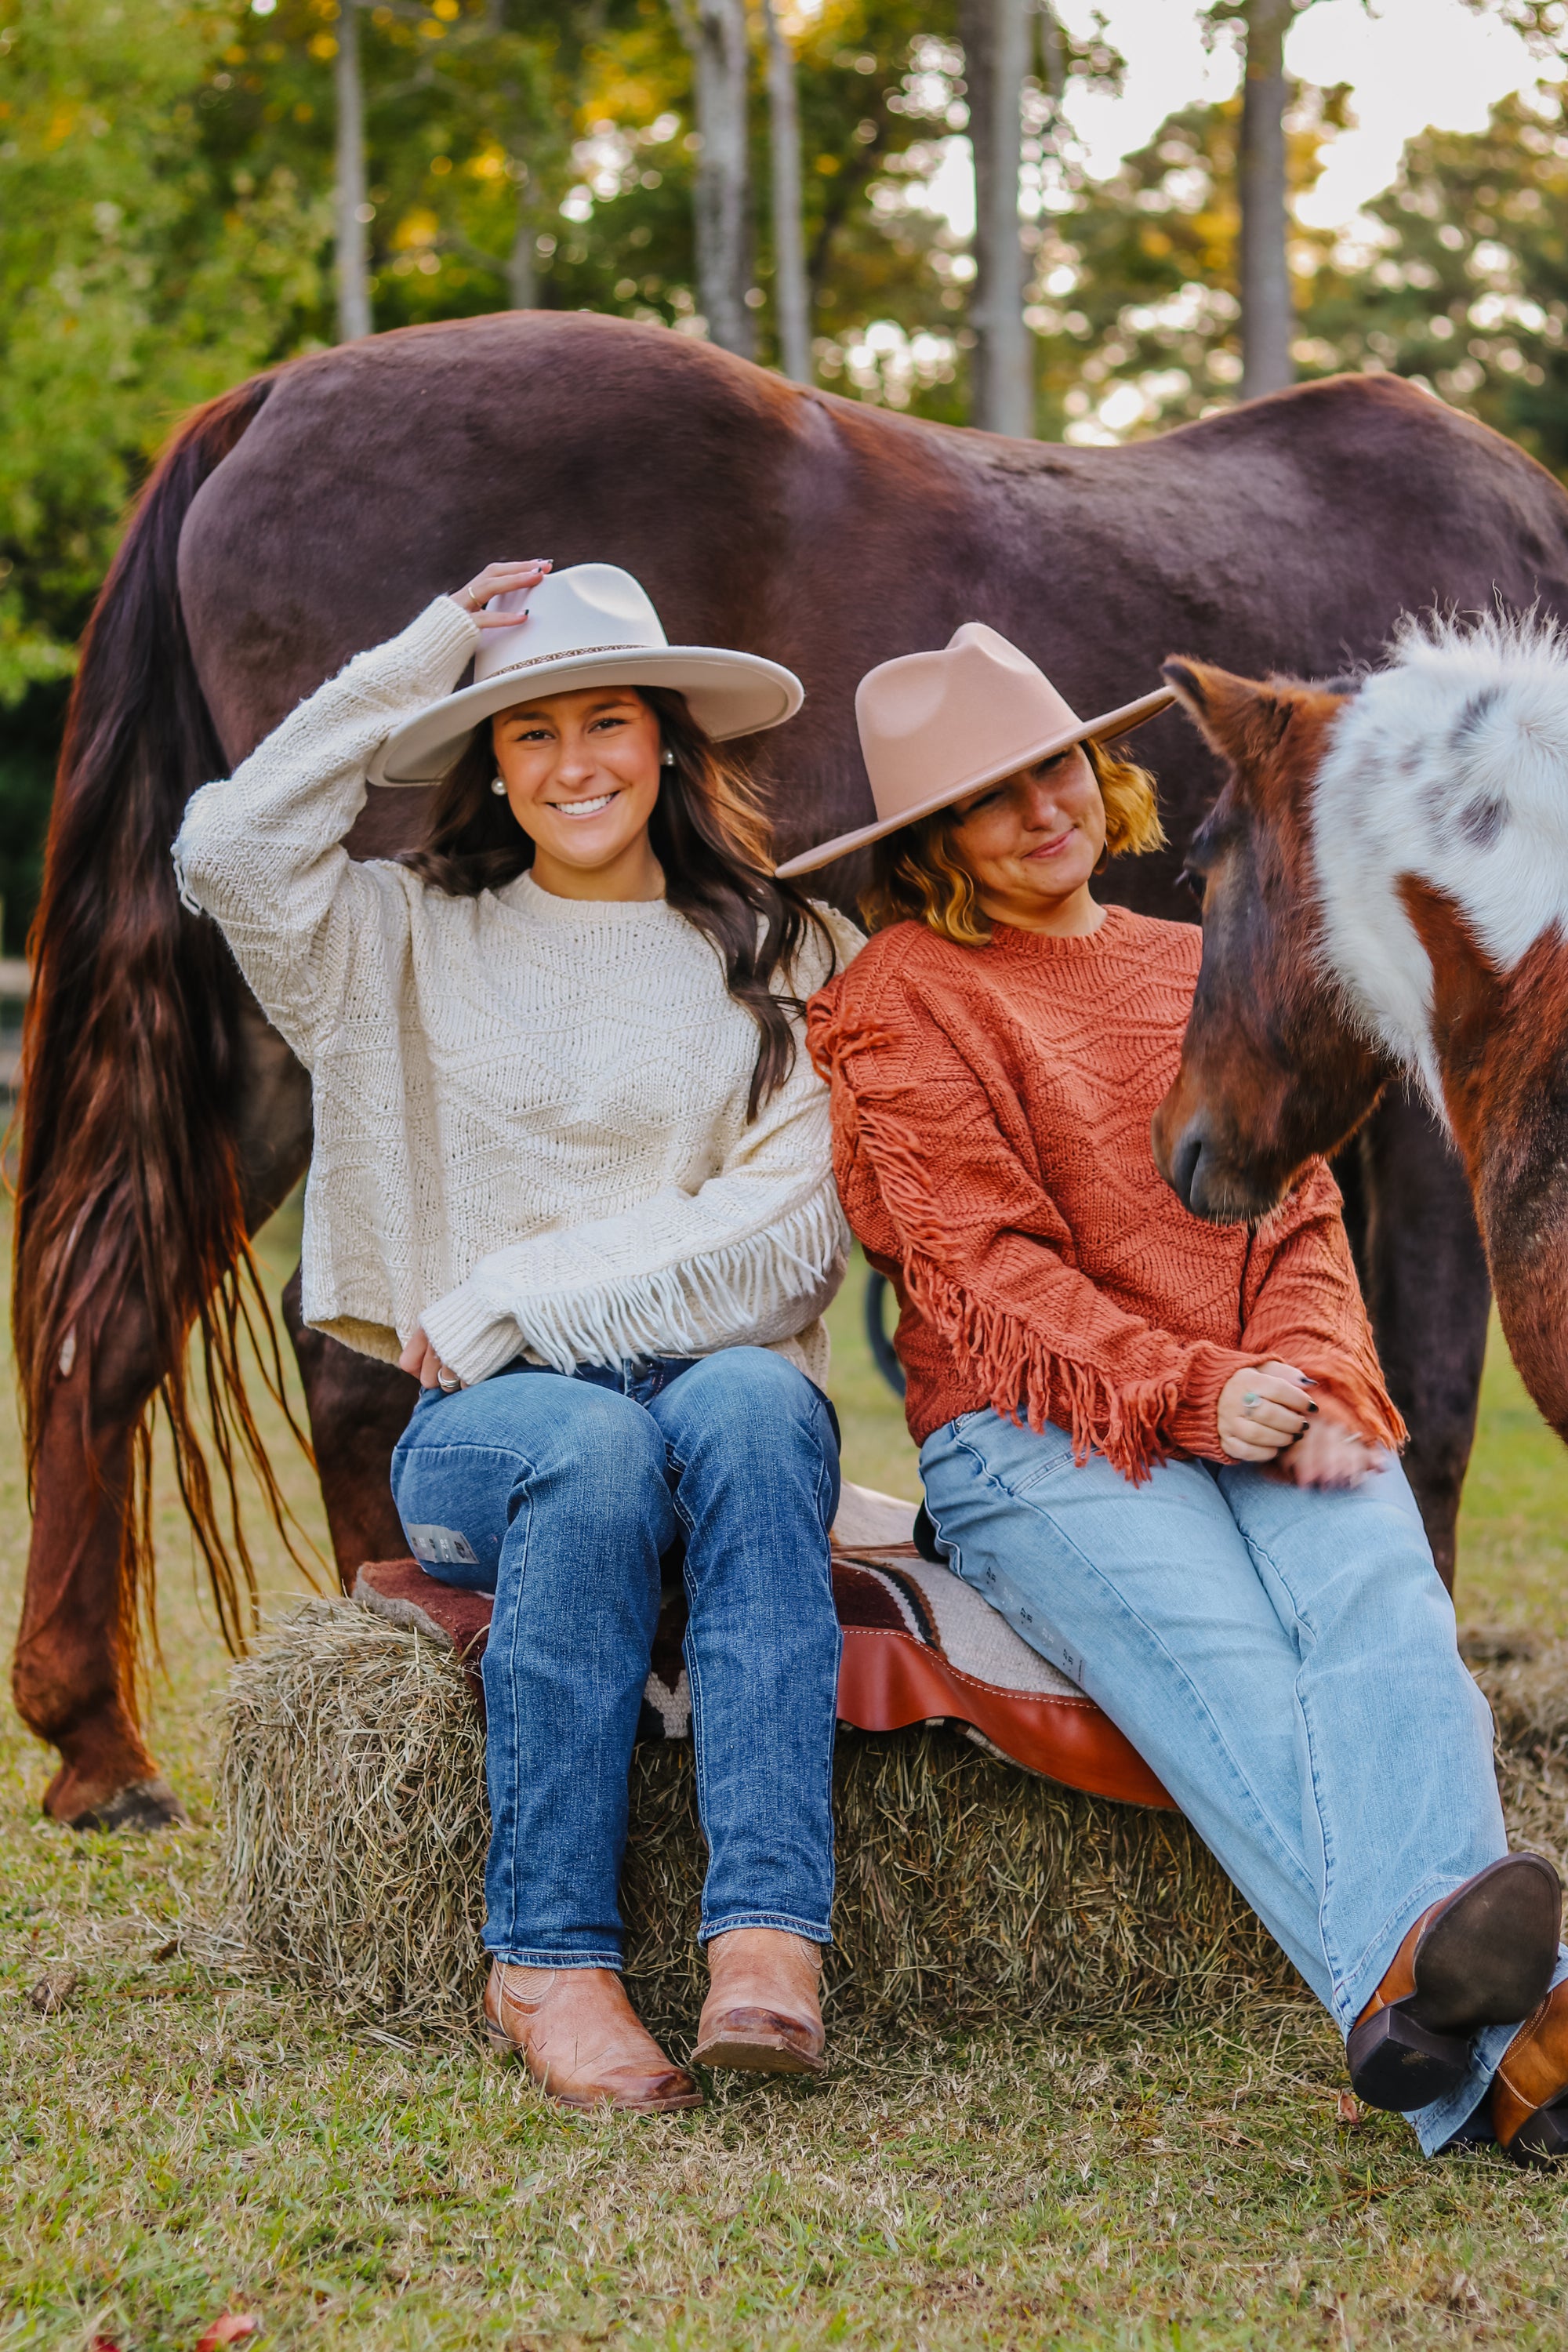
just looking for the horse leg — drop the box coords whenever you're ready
[14,1004,313,1827]
[281,1274,418,1584]
[1356,1091,1490,1593]
[12,1299,183,1828]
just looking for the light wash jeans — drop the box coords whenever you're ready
[390,1347,841,1969]
[920,1408,1568,2157]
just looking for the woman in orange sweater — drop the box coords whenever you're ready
[780,622,1568,2169]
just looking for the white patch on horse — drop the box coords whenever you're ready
[1310,612,1568,1116]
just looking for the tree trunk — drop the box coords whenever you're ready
[506,173,537,312]
[762,0,810,383]
[1239,0,1294,399]
[675,0,754,360]
[334,1,372,344]
[960,0,1032,437]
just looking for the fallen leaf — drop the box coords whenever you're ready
[194,2317,260,2350]
[1336,2092,1362,2125]
[28,1966,78,2014]
[151,1937,178,1962]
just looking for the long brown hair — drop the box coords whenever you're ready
[402,685,834,1119]
[860,735,1166,943]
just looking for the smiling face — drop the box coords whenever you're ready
[491,684,665,897]
[946,742,1108,934]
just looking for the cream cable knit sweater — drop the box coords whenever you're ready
[172,596,861,1388]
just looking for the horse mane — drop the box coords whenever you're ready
[14,372,316,1686]
[1311,604,1568,1091]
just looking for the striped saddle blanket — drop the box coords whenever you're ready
[354,1479,1171,1809]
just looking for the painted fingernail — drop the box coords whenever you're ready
[1308,1403,1319,1414]
[1299,1376,1317,1387]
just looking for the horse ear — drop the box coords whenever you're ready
[1160,659,1294,766]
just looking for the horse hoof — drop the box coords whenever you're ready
[58,1775,190,1833]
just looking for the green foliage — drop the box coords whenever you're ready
[1312,87,1568,481]
[0,0,330,684]
[9,2,1568,955]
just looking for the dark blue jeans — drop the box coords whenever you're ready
[390,1347,842,1967]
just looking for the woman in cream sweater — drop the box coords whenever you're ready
[175,557,860,2113]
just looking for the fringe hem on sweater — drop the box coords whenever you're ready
[811,1004,1185,1483]
[458,1182,848,1381]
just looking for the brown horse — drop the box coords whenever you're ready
[1153,619,1568,1447]
[17,310,1568,1825]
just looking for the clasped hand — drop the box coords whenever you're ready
[399,1326,461,1391]
[1217,1360,1381,1489]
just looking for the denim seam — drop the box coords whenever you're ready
[811,1426,841,1922]
[942,1436,1320,1916]
[1232,1517,1433,2024]
[809,1435,841,1925]
[492,1439,540,1959]
[699,1910,833,1945]
[1227,1519,1364,2012]
[488,1947,624,1970]
[681,1546,712,1861]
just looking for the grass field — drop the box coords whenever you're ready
[2,1203,1567,2350]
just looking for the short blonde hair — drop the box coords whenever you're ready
[859,736,1166,946]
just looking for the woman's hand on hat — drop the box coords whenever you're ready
[450,559,552,628]
[399,1324,463,1392]
[1217,1359,1317,1463]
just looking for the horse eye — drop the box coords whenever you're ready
[1178,866,1207,904]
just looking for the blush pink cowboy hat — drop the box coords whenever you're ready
[775,622,1174,879]
[371,562,804,786]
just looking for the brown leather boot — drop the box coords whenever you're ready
[1347,1853,1561,2112]
[482,1962,702,2113]
[691,1929,826,2075]
[1492,1977,1568,2166]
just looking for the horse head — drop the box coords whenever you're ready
[1149,659,1388,1224]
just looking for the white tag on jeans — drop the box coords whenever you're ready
[405,1523,479,1567]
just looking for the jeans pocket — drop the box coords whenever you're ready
[1005,1421,1079,1497]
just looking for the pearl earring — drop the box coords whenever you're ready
[490,776,508,797]
[660,748,675,768]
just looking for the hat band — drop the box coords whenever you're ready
[484,639,648,682]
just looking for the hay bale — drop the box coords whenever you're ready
[217,1600,1566,2034]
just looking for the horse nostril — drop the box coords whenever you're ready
[1169,1131,1203,1210]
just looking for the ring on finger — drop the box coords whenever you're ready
[1242,1389,1258,1408]
[437,1366,460,1392]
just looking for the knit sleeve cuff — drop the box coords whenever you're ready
[339,596,481,714]
[1167,1345,1259,1465]
[420,1279,524,1388]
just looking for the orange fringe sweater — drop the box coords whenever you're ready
[808,906,1404,1482]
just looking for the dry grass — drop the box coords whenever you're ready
[6,1206,1568,2347]
[218,1603,1568,2052]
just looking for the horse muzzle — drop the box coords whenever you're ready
[1150,1103,1269,1226]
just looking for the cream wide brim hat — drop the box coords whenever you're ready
[774,622,1174,880]
[370,561,804,786]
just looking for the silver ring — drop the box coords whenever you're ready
[437,1367,459,1392]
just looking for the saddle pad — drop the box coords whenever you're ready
[352,1483,1171,1810]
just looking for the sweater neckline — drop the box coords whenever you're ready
[985,903,1132,960]
[498,871,681,926]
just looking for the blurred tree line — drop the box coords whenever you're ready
[0,0,1564,949]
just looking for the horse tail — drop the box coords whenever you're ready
[14,369,317,1675]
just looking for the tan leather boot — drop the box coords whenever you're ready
[1492,1976,1568,2166]
[1346,1853,1560,2112]
[691,1929,826,2074]
[482,1962,702,2113]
